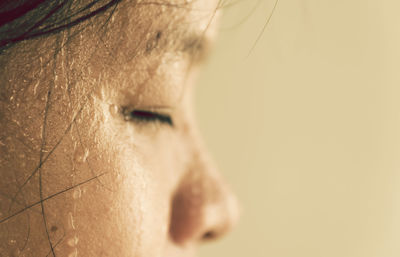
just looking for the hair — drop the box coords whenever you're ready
[0,0,122,50]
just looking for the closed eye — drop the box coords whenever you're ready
[127,109,173,127]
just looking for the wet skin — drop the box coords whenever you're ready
[0,0,239,256]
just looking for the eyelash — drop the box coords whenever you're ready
[123,108,174,127]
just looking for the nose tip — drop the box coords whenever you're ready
[169,168,240,245]
[197,187,240,242]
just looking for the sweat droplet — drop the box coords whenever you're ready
[73,188,82,199]
[33,81,39,96]
[109,104,119,116]
[74,148,89,163]
[68,248,78,257]
[67,236,79,246]
[68,212,76,229]
[82,149,89,162]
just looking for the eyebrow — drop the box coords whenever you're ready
[179,33,212,64]
[145,30,213,64]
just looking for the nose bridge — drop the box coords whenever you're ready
[169,130,239,245]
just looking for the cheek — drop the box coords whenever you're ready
[115,151,170,255]
[1,89,190,256]
[68,103,179,256]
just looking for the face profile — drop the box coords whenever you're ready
[0,0,239,256]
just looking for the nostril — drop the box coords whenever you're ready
[169,158,240,245]
[202,231,216,241]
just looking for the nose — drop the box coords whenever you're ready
[169,148,239,245]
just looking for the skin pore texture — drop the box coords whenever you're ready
[0,0,239,256]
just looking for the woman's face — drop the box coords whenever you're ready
[0,0,239,256]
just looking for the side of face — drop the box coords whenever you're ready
[0,1,238,256]
[0,1,237,256]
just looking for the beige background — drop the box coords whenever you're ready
[196,1,400,257]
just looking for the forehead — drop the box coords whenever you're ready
[49,0,220,106]
[0,0,221,106]
[106,0,220,63]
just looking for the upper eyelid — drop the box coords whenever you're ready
[121,106,174,126]
[121,106,174,116]
[132,110,173,126]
